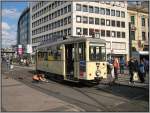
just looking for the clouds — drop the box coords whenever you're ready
[2,8,21,19]
[2,8,20,48]
[2,22,11,30]
[2,22,17,48]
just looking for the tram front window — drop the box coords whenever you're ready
[89,43,106,61]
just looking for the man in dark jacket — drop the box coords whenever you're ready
[128,57,138,83]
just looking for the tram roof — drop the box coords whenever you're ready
[37,36,106,49]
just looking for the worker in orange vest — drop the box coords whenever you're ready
[32,74,40,82]
[32,74,48,82]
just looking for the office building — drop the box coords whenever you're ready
[30,1,129,60]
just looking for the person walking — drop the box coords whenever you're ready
[113,57,120,80]
[120,57,125,74]
[128,57,139,84]
[6,58,10,70]
[138,59,145,83]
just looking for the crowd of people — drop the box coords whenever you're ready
[107,56,149,84]
[19,58,30,66]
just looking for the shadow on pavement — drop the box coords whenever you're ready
[96,83,149,102]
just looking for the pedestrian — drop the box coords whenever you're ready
[138,59,145,83]
[113,57,120,80]
[120,57,125,74]
[23,59,26,66]
[20,59,23,65]
[143,58,149,74]
[128,57,139,84]
[6,58,10,70]
[10,58,13,69]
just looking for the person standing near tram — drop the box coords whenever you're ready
[120,57,125,74]
[113,57,120,80]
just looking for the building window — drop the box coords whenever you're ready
[64,17,68,25]
[89,28,94,36]
[101,19,105,25]
[101,30,105,37]
[116,10,120,17]
[76,4,81,11]
[83,5,88,12]
[95,7,99,14]
[111,20,115,26]
[106,30,110,37]
[142,32,146,40]
[106,19,110,26]
[121,11,125,18]
[64,29,68,36]
[60,19,63,26]
[83,16,88,24]
[68,28,71,35]
[117,21,120,27]
[76,16,81,23]
[89,17,94,24]
[122,32,125,38]
[106,9,110,15]
[64,6,67,14]
[57,10,60,16]
[83,28,88,35]
[95,18,99,25]
[131,16,135,25]
[131,31,135,40]
[117,31,121,38]
[141,17,145,26]
[68,5,71,12]
[68,16,71,24]
[76,27,82,35]
[121,21,125,28]
[100,8,105,15]
[89,6,94,13]
[112,31,116,37]
[111,9,115,16]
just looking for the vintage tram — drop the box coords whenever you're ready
[36,36,107,83]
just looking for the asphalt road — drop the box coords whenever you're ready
[1,62,149,112]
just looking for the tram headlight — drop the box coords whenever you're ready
[96,70,101,77]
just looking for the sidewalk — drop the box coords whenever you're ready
[101,69,149,89]
[2,77,84,112]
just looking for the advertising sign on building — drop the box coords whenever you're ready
[18,45,23,55]
[26,44,32,53]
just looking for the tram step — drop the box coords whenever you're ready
[64,79,79,83]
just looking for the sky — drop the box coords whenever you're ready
[2,1,28,48]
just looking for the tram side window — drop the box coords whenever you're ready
[44,52,48,61]
[89,46,106,61]
[78,42,86,61]
[38,52,41,58]
[101,46,106,61]
[48,45,61,60]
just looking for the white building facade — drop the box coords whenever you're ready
[30,1,129,60]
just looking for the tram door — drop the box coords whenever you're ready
[65,44,75,80]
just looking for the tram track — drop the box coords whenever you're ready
[5,68,114,111]
[7,68,108,111]
[3,67,148,111]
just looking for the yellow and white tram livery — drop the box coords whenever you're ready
[36,36,107,83]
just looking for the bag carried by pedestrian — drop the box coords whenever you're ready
[133,72,139,81]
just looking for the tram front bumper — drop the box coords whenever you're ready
[94,76,103,82]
